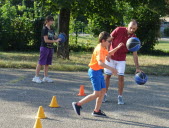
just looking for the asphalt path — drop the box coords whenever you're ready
[0,68,169,128]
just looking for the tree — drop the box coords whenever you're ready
[57,8,70,59]
[1,0,169,54]
[41,0,122,59]
[121,0,169,53]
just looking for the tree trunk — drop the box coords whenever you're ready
[57,8,70,59]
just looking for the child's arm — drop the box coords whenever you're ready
[108,43,123,56]
[44,36,61,43]
[98,60,118,76]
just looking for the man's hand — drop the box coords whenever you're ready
[106,55,110,62]
[135,68,143,74]
[111,68,118,76]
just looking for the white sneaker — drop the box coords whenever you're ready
[118,96,124,105]
[32,76,42,83]
[42,77,53,83]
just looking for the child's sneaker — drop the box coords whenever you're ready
[92,110,107,117]
[118,95,124,105]
[32,76,42,83]
[42,77,53,83]
[72,102,82,115]
[102,93,108,103]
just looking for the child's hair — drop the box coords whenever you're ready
[98,31,111,42]
[44,15,54,25]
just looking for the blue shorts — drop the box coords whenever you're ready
[88,68,106,91]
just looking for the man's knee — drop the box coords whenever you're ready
[118,75,124,85]
[105,74,111,80]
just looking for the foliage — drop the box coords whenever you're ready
[164,27,169,36]
[120,0,169,53]
[135,6,161,53]
[86,0,123,36]
[69,35,97,52]
[0,0,45,51]
[0,0,169,55]
[0,0,18,50]
[87,16,117,36]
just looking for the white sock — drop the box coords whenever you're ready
[118,95,122,97]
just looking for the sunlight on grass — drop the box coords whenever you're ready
[1,51,169,75]
[154,40,169,52]
[126,54,169,75]
[0,51,91,71]
[0,39,169,75]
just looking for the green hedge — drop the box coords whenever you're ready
[164,27,169,37]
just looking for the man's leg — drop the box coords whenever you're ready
[102,74,111,103]
[117,75,125,104]
[118,75,124,95]
[116,61,126,104]
[103,59,115,102]
[105,74,112,93]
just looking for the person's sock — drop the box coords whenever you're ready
[94,109,99,112]
[118,95,122,97]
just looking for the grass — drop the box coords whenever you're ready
[0,51,91,71]
[154,40,169,52]
[0,51,169,76]
[126,54,169,75]
[0,36,169,76]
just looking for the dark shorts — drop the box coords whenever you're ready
[38,47,54,65]
[88,68,106,91]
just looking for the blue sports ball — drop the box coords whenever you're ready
[135,72,148,85]
[58,33,67,43]
[126,37,141,52]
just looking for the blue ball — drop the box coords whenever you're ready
[126,37,141,52]
[58,33,67,43]
[135,72,148,85]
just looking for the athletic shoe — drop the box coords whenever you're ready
[42,77,53,83]
[32,76,42,83]
[72,102,82,115]
[92,110,107,117]
[102,93,108,103]
[118,96,124,105]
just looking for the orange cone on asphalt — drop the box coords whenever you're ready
[36,106,46,119]
[33,118,42,128]
[49,96,60,108]
[77,85,86,96]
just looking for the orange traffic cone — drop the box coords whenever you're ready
[49,96,60,108]
[36,106,46,119]
[77,85,86,96]
[33,118,42,128]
